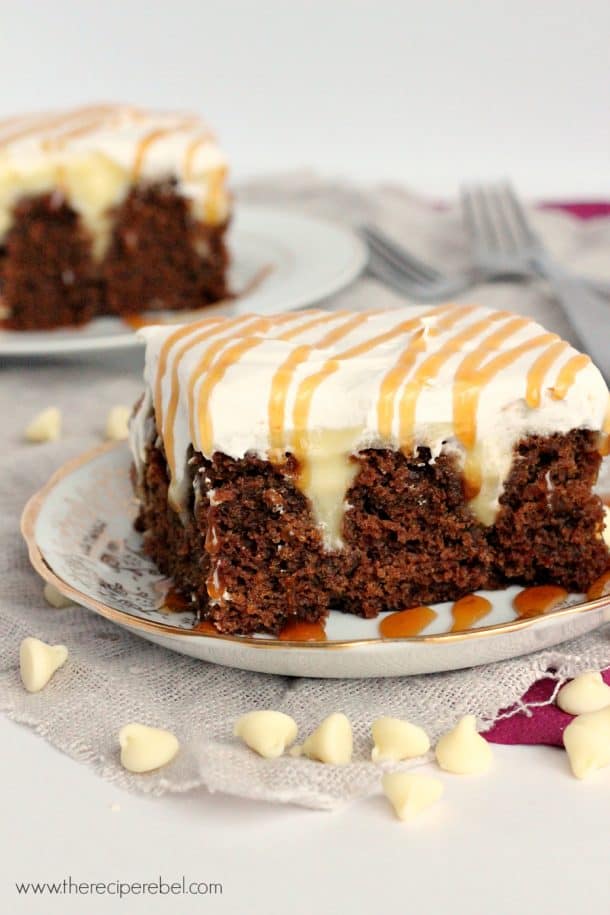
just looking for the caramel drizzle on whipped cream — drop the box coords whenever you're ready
[0,104,119,148]
[525,340,570,408]
[551,353,592,400]
[288,307,456,459]
[132,118,200,179]
[268,311,372,453]
[150,305,596,535]
[0,104,219,185]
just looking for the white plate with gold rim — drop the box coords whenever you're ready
[21,443,610,678]
[0,205,366,358]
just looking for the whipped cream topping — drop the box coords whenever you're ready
[0,104,229,258]
[130,304,609,547]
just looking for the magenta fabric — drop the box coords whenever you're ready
[484,198,610,745]
[486,670,610,746]
[542,201,610,220]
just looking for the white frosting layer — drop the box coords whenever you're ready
[0,104,229,257]
[130,304,609,543]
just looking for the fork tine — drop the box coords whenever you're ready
[489,184,522,253]
[470,183,525,255]
[366,246,430,290]
[460,187,477,239]
[462,185,501,253]
[364,233,430,285]
[500,182,538,246]
[363,227,440,283]
[361,225,442,283]
[366,250,432,299]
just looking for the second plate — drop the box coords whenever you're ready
[0,205,367,358]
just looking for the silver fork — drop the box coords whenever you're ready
[361,224,478,301]
[461,182,610,379]
[362,215,610,306]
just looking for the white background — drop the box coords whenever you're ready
[1,0,609,196]
[3,716,610,915]
[2,2,610,912]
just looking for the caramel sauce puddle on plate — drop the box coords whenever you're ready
[379,606,437,638]
[278,620,327,642]
[450,594,492,632]
[157,586,190,614]
[513,585,568,619]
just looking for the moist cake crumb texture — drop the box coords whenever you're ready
[130,304,610,635]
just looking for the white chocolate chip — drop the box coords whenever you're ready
[19,637,68,692]
[563,706,610,779]
[43,582,74,609]
[118,723,179,773]
[435,715,493,775]
[301,712,353,765]
[371,717,431,762]
[25,407,61,443]
[234,710,297,759]
[557,671,610,716]
[382,772,444,822]
[105,405,131,442]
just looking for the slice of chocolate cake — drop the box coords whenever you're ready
[129,304,610,635]
[0,104,230,330]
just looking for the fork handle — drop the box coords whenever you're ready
[533,256,610,382]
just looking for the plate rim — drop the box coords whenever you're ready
[20,441,610,651]
[0,204,367,358]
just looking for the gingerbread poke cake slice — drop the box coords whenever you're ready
[129,304,610,635]
[0,104,230,330]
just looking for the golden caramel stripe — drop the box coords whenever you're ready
[278,311,347,341]
[197,327,273,453]
[161,317,260,475]
[338,304,456,361]
[449,316,527,414]
[397,312,516,450]
[0,104,116,148]
[525,341,569,408]
[153,309,282,427]
[318,311,370,347]
[268,345,313,451]
[271,311,307,324]
[376,305,479,440]
[469,315,527,355]
[41,109,126,149]
[133,119,197,179]
[433,303,479,333]
[377,342,426,441]
[551,353,591,400]
[161,313,273,476]
[0,113,37,135]
[290,306,454,453]
[482,334,559,380]
[455,333,558,450]
[187,339,241,449]
[153,316,231,427]
[183,134,214,180]
[187,317,273,446]
[450,317,530,448]
[267,312,371,451]
[292,359,342,453]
